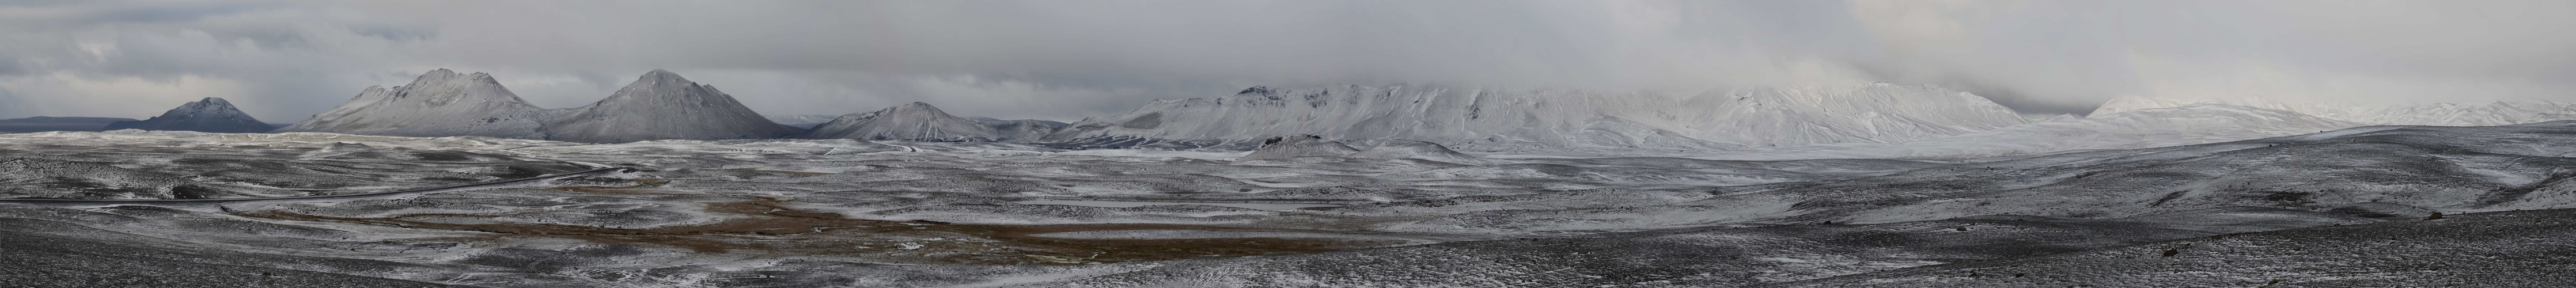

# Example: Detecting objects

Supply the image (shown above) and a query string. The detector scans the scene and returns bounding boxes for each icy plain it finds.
[3,118,2575,287]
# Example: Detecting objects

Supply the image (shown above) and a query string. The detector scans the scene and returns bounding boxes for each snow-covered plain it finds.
[4,119,2576,287]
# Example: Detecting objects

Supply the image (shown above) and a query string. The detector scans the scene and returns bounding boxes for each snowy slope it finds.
[2092,95,2576,126]
[1615,84,2032,148]
[1726,104,2369,160]
[99,97,273,133]
[274,69,558,139]
[541,70,804,143]
[800,102,1063,142]
[1041,84,2025,152]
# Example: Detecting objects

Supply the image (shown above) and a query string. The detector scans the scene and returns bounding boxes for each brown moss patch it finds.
[237,196,1394,265]
[717,169,831,176]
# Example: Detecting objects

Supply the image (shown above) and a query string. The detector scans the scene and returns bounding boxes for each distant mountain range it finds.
[781,85,2576,155]
[273,69,798,142]
[0,116,135,132]
[24,69,2576,151]
[798,84,2036,153]
[1,98,278,134]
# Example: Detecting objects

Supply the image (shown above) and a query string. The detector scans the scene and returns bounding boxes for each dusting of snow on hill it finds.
[102,97,274,133]
[274,69,558,139]
[800,102,1065,142]
[541,70,804,143]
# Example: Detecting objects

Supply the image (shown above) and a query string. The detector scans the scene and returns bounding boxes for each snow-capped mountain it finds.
[2090,96,2576,126]
[273,69,557,139]
[541,70,803,143]
[101,97,274,133]
[799,102,1065,142]
[1041,83,2027,151]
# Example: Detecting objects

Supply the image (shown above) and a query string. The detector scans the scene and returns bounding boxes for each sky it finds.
[0,0,2570,122]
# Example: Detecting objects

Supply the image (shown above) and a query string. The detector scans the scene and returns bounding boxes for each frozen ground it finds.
[3,122,2575,287]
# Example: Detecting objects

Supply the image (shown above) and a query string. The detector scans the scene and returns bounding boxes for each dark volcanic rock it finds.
[1234,135,1359,163]
[0,158,255,199]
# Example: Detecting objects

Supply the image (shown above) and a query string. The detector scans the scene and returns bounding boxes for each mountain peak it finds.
[611,69,704,96]
[641,69,685,81]
[416,69,462,82]
[540,69,799,143]
[889,102,946,113]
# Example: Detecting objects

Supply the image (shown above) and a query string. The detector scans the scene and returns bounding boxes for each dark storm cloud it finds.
[0,0,2569,120]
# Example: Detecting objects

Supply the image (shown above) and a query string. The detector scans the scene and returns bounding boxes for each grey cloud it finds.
[0,0,2570,121]
[0,88,28,117]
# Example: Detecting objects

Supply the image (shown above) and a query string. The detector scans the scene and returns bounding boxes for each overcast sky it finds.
[0,0,2570,122]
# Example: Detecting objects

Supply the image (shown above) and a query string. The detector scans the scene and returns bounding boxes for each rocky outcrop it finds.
[1234,135,1361,163]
